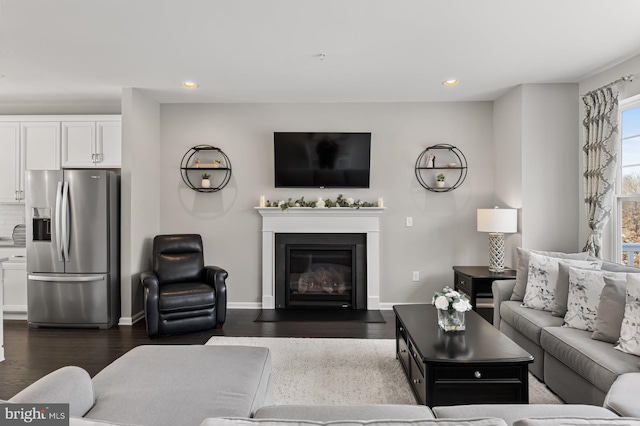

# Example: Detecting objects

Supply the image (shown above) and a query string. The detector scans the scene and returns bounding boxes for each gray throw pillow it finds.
[591,276,627,343]
[511,248,589,302]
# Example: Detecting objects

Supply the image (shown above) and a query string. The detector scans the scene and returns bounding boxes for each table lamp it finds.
[477,207,518,272]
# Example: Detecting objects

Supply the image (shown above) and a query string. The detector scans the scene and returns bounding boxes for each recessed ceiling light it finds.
[181,81,198,89]
[442,79,460,87]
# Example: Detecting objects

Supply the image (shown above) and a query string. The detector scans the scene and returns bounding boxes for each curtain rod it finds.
[582,73,636,97]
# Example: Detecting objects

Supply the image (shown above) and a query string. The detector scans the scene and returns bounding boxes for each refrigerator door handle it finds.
[55,181,64,262]
[28,274,105,282]
[61,181,70,262]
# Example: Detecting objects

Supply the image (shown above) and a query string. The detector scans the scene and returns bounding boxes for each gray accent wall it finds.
[158,102,495,308]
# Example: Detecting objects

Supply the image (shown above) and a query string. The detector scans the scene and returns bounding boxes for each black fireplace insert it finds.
[275,233,367,309]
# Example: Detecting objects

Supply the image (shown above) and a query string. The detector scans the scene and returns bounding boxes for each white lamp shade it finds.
[477,208,517,233]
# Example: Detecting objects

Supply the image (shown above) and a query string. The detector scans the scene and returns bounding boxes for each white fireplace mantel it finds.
[256,207,385,310]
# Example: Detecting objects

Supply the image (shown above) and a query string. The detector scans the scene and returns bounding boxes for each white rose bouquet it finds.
[432,286,472,331]
[432,286,472,313]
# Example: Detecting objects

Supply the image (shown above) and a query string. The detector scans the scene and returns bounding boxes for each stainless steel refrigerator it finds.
[26,170,119,329]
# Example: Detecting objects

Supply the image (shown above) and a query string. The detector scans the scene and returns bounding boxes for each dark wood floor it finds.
[0,309,396,400]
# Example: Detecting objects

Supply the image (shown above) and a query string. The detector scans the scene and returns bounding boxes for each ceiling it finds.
[1,0,640,106]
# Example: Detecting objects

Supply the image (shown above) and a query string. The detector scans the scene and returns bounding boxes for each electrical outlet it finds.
[412,271,419,281]
[406,217,413,227]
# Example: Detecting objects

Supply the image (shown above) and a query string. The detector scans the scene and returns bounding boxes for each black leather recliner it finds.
[140,234,227,338]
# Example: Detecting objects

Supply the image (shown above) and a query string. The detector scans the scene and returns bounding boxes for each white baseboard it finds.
[228,302,262,309]
[378,303,396,311]
[118,310,145,326]
[3,305,27,320]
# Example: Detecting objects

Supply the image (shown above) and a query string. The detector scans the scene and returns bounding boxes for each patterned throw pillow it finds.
[615,274,640,356]
[564,268,627,331]
[510,248,589,302]
[522,253,601,311]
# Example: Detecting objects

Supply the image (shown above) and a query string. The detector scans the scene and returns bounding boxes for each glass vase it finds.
[437,309,466,331]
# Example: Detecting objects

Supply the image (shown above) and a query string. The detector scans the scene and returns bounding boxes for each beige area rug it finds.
[205,337,563,405]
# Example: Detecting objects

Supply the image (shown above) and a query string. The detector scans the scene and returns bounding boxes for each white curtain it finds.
[582,86,619,257]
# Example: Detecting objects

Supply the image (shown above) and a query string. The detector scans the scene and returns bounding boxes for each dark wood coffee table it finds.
[393,304,533,407]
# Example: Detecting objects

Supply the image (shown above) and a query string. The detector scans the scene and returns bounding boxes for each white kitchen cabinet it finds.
[0,247,26,321]
[2,260,26,320]
[0,123,22,203]
[21,121,61,171]
[62,119,121,168]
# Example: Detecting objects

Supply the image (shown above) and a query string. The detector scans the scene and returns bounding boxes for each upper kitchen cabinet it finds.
[0,123,22,203]
[62,118,121,168]
[21,121,61,170]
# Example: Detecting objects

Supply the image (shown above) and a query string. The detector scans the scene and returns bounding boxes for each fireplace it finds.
[256,207,384,310]
[275,233,367,309]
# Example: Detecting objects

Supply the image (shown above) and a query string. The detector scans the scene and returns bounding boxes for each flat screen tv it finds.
[274,132,371,188]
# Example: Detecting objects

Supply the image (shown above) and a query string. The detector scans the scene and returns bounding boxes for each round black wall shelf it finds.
[415,144,468,192]
[180,145,232,192]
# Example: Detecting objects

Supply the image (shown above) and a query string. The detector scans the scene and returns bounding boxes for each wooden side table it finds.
[452,266,516,323]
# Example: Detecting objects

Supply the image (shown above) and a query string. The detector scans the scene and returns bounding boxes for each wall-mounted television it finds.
[274,132,371,188]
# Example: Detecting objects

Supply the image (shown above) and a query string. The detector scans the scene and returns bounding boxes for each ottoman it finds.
[84,345,272,426]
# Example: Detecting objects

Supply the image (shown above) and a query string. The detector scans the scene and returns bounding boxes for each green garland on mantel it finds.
[264,194,379,211]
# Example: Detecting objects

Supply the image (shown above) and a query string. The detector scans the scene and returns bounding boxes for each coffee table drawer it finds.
[410,355,427,404]
[434,365,522,381]
[431,382,526,406]
[398,334,410,373]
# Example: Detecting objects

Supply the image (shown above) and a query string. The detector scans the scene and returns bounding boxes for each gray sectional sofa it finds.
[4,344,640,426]
[492,256,640,406]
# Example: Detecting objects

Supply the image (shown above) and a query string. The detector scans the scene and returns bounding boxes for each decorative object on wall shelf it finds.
[259,194,380,211]
[180,145,232,192]
[415,144,467,192]
[201,173,211,188]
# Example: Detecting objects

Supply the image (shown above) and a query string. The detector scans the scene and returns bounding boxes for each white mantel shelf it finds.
[256,207,385,310]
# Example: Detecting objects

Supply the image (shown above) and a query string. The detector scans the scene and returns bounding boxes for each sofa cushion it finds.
[500,301,563,345]
[615,273,640,356]
[202,419,508,426]
[254,405,435,421]
[158,282,215,312]
[540,326,640,393]
[511,248,588,302]
[70,418,138,426]
[85,345,272,426]
[432,404,617,426]
[604,372,640,417]
[9,366,95,418]
[591,276,627,343]
[513,418,640,426]
[598,259,640,273]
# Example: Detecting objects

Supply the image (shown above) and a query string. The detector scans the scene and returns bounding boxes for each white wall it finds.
[493,86,523,267]
[578,53,640,260]
[493,83,580,264]
[521,83,580,252]
[158,102,494,308]
[120,88,160,323]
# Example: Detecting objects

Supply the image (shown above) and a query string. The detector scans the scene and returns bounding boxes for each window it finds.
[613,95,640,266]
